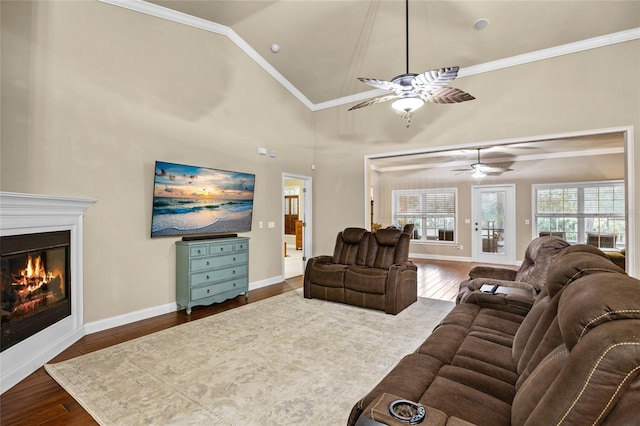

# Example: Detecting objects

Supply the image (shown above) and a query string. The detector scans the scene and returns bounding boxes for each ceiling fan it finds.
[452,147,514,178]
[348,0,475,127]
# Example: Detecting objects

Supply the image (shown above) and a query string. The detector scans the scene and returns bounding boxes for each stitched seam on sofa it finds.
[593,364,640,425]
[517,349,568,397]
[556,342,640,426]
[563,268,619,287]
[576,310,640,343]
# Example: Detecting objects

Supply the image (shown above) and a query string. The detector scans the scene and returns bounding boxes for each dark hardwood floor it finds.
[1,259,487,425]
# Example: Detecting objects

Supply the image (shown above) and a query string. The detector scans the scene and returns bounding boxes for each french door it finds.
[472,185,516,265]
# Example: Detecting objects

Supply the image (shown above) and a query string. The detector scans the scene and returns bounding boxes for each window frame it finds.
[391,188,458,244]
[532,180,625,249]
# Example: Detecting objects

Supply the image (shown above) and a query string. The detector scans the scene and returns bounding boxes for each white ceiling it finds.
[145,0,640,106]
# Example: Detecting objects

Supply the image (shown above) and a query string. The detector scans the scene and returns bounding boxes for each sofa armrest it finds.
[461,291,535,314]
[385,262,418,314]
[309,255,333,265]
[354,393,475,426]
[468,265,518,281]
[465,278,534,293]
[458,278,536,311]
[303,255,337,299]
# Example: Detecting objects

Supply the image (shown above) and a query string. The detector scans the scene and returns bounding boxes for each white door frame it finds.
[282,173,312,277]
[472,184,516,265]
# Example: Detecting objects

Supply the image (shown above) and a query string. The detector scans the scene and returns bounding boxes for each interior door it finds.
[284,195,299,235]
[472,185,516,265]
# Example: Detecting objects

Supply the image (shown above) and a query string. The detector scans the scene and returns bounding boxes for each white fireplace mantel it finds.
[1,192,96,393]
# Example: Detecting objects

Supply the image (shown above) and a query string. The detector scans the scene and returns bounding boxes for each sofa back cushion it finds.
[513,251,625,380]
[364,228,409,269]
[511,272,640,425]
[514,236,570,290]
[332,227,370,265]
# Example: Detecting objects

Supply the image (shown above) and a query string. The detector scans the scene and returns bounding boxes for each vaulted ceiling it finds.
[109,1,636,168]
[145,0,639,108]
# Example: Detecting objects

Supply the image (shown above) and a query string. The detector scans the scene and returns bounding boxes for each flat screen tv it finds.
[151,161,255,238]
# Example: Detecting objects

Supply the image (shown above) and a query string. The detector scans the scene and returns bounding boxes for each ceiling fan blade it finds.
[348,94,401,111]
[412,66,460,92]
[424,86,475,104]
[357,78,401,92]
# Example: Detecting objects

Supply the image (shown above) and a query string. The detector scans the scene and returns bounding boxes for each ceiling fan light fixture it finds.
[472,169,487,179]
[392,97,425,113]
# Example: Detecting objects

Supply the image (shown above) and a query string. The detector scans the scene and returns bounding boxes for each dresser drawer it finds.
[190,252,248,272]
[234,241,248,251]
[191,277,248,301]
[190,265,246,286]
[210,242,235,254]
[189,245,209,257]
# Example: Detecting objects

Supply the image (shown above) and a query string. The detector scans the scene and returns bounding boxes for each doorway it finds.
[283,174,312,279]
[472,184,516,265]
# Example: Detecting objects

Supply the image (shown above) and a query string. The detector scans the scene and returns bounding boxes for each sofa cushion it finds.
[557,272,640,350]
[511,273,640,425]
[363,228,403,269]
[420,376,512,426]
[332,227,369,265]
[513,236,570,290]
[344,266,389,294]
[306,263,349,288]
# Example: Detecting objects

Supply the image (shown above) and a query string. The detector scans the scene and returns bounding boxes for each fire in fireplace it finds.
[1,231,71,351]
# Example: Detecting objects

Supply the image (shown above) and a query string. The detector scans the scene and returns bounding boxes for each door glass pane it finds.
[481,191,506,254]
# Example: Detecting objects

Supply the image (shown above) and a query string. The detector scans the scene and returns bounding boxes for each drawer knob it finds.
[233,257,236,262]
[232,270,236,275]
[197,249,202,254]
[220,247,224,251]
[206,261,210,266]
[233,282,236,287]
[207,289,210,293]
[206,275,210,280]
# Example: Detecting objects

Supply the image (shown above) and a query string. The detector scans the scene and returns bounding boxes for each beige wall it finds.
[1,2,638,325]
[1,1,314,322]
[374,153,625,260]
[313,41,639,275]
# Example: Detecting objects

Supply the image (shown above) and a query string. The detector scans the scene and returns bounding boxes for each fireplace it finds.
[0,192,95,392]
[1,231,72,351]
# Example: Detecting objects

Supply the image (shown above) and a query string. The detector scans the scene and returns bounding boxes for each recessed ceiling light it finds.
[270,44,280,53]
[474,18,489,31]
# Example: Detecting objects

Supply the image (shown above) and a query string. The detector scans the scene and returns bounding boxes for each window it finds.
[533,181,625,249]
[392,188,457,242]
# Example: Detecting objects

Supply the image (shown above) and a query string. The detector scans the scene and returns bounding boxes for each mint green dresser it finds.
[176,237,249,314]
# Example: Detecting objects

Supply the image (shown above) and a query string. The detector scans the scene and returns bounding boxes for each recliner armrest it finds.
[354,392,475,426]
[309,255,334,265]
[463,291,535,314]
[468,265,518,281]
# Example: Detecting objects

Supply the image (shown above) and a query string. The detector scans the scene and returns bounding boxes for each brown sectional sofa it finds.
[349,244,640,425]
[304,227,417,315]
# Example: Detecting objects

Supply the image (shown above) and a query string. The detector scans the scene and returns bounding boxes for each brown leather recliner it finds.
[349,246,639,426]
[304,227,417,314]
[456,236,571,303]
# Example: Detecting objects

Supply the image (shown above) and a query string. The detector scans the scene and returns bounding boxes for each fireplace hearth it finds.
[1,231,72,351]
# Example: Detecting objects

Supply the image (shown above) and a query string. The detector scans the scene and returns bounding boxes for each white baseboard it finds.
[410,253,474,262]
[84,302,179,335]
[249,275,285,290]
[410,253,523,266]
[84,276,284,335]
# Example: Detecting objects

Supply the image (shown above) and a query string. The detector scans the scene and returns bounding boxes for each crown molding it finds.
[99,1,639,112]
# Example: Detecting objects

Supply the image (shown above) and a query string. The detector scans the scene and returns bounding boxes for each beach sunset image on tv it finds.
[151,161,255,237]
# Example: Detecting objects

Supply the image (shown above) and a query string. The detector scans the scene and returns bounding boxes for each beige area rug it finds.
[46,290,454,425]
